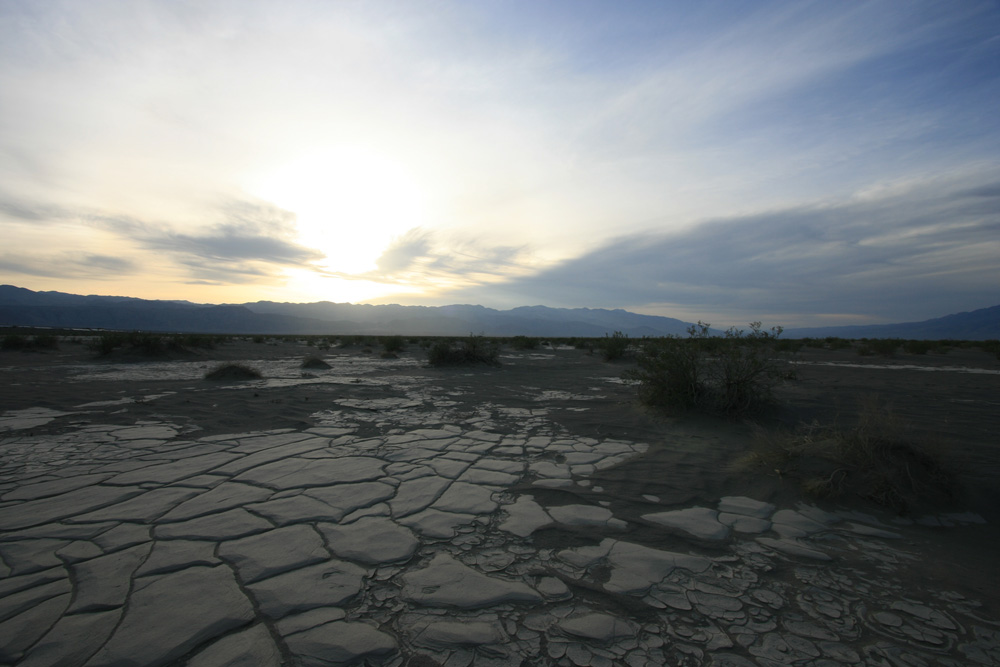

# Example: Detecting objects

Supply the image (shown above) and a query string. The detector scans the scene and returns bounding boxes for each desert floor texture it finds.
[0,339,998,666]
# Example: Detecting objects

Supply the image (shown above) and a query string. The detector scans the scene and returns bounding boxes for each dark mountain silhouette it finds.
[1,285,997,339]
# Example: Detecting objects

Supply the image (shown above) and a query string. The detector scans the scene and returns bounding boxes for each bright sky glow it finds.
[1,0,998,326]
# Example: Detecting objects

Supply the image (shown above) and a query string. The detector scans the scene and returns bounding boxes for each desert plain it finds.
[0,337,998,666]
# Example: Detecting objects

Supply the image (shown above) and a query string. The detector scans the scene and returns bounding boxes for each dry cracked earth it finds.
[0,341,998,666]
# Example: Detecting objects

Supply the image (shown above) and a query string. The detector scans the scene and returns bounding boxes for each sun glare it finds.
[249,147,427,274]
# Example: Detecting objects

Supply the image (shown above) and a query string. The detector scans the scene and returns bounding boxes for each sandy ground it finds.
[0,338,998,665]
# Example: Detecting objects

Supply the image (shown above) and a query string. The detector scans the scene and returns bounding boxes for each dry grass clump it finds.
[204,363,262,381]
[736,397,957,513]
[301,354,331,369]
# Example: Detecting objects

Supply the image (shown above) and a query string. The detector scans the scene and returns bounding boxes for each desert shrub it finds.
[1,334,28,350]
[427,335,500,367]
[510,335,539,351]
[824,337,853,351]
[625,321,786,417]
[902,340,934,355]
[252,335,266,344]
[737,398,956,513]
[382,335,405,353]
[301,354,331,369]
[204,363,262,380]
[624,331,706,411]
[979,340,1000,359]
[774,339,803,353]
[865,338,899,357]
[600,331,630,361]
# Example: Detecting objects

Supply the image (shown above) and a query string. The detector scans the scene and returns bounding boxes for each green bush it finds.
[625,321,787,417]
[867,338,899,357]
[600,331,630,361]
[510,335,539,351]
[301,354,331,369]
[382,335,405,353]
[739,398,955,513]
[1,334,28,350]
[902,340,934,355]
[427,335,500,367]
[204,363,262,380]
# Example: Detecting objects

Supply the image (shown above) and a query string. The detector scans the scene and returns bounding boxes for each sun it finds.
[249,146,427,274]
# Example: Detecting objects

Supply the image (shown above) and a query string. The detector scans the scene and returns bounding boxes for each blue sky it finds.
[1,0,998,326]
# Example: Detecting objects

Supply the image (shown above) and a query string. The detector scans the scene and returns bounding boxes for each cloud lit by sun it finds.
[247,147,427,275]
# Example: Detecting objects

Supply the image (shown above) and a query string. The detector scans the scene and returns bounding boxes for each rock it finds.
[219,525,330,583]
[548,504,625,529]
[135,539,219,577]
[412,620,505,648]
[306,481,396,515]
[0,578,71,623]
[770,510,828,538]
[107,452,240,485]
[17,609,120,667]
[537,576,572,600]
[717,496,775,519]
[248,560,366,618]
[213,438,331,475]
[154,508,272,540]
[247,494,345,525]
[0,485,145,530]
[558,613,639,642]
[284,621,397,666]
[401,553,542,608]
[605,541,711,594]
[642,507,730,542]
[718,513,771,534]
[1,474,113,501]
[234,456,386,489]
[68,487,201,523]
[499,495,553,537]
[756,537,832,561]
[159,482,272,522]
[432,481,498,514]
[88,565,254,667]
[187,623,283,667]
[0,593,70,663]
[398,509,478,538]
[318,517,419,564]
[389,475,451,518]
[67,543,150,612]
[276,608,347,637]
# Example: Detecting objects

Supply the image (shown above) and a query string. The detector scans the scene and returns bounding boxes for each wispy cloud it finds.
[436,176,1000,325]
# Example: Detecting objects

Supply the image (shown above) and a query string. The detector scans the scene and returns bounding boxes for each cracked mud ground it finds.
[1,340,998,666]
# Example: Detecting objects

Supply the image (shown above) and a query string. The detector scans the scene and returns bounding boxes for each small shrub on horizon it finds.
[625,321,787,417]
[382,335,405,353]
[301,354,331,369]
[600,331,630,361]
[736,397,956,514]
[867,338,900,357]
[204,363,262,381]
[510,335,539,351]
[427,334,500,367]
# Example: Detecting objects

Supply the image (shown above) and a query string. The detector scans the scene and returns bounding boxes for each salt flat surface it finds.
[0,351,997,666]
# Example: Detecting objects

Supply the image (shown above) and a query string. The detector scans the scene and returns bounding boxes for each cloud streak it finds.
[438,177,1000,325]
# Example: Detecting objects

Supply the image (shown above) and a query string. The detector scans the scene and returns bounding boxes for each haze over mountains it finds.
[1,285,998,340]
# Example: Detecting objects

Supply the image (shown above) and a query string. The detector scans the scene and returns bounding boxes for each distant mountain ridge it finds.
[0,285,695,337]
[784,304,1000,341]
[1,285,997,339]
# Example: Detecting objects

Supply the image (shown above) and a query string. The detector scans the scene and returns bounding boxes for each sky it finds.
[1,0,998,328]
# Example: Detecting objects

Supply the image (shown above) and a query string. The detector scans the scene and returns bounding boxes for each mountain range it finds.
[1,285,997,340]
